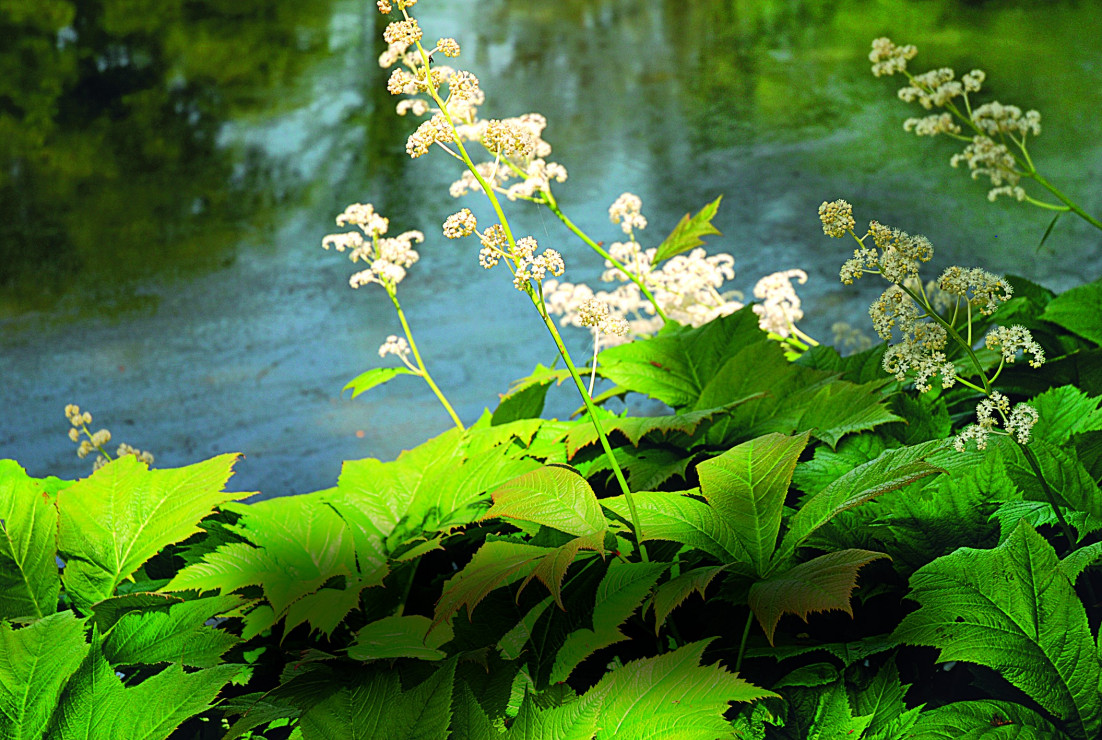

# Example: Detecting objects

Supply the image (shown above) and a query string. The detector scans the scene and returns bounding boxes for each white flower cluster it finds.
[752,269,808,338]
[323,203,424,290]
[542,195,746,344]
[577,298,629,337]
[953,392,1039,451]
[985,325,1045,368]
[834,215,934,286]
[872,38,1041,202]
[609,193,648,234]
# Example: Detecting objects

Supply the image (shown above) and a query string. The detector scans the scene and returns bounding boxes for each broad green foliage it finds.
[0,612,89,740]
[483,466,606,537]
[0,461,60,621]
[47,652,238,740]
[893,521,1101,739]
[102,593,241,668]
[348,615,452,661]
[58,453,246,610]
[697,432,808,576]
[909,700,1063,739]
[1041,277,1102,346]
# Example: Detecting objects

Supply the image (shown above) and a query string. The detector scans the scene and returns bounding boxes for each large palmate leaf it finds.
[90,592,183,632]
[697,433,809,576]
[652,195,723,263]
[0,461,60,621]
[46,650,238,740]
[892,521,1101,739]
[297,660,455,740]
[57,453,245,610]
[0,611,89,740]
[550,561,668,684]
[597,307,771,409]
[1028,385,1102,446]
[506,693,601,740]
[1041,278,1102,346]
[775,440,945,565]
[600,491,749,565]
[102,594,241,668]
[1000,437,1102,520]
[167,492,364,627]
[748,549,890,644]
[483,466,606,537]
[909,700,1063,739]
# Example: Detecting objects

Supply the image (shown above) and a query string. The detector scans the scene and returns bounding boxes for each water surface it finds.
[3,0,1100,498]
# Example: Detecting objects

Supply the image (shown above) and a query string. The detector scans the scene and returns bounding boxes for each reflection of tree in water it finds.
[0,0,333,313]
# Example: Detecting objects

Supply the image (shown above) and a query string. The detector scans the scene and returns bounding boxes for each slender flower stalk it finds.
[383,4,650,559]
[870,37,1102,232]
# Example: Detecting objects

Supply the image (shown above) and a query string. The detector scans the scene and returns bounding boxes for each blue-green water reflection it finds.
[3,0,1099,497]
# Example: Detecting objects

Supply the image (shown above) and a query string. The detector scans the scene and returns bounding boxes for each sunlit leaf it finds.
[57,453,245,610]
[652,196,723,263]
[482,466,606,537]
[348,615,452,661]
[697,433,809,576]
[0,461,60,621]
[647,565,726,635]
[103,594,242,668]
[343,367,416,399]
[0,611,89,740]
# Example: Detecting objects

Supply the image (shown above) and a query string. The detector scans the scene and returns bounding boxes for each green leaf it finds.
[910,700,1063,739]
[102,594,241,668]
[505,691,601,740]
[852,660,920,740]
[652,196,723,263]
[46,650,238,740]
[0,461,60,620]
[647,565,726,635]
[564,401,763,459]
[297,671,398,740]
[348,615,451,661]
[550,561,668,683]
[433,540,552,629]
[600,491,749,565]
[1060,542,1102,585]
[588,639,777,739]
[298,661,455,740]
[597,307,771,409]
[452,683,503,740]
[89,592,183,632]
[0,611,89,740]
[1041,278,1102,346]
[343,367,417,398]
[697,433,809,576]
[892,521,1101,739]
[483,466,606,538]
[777,440,945,564]
[329,428,539,540]
[781,380,903,449]
[492,365,564,425]
[807,683,874,740]
[748,549,890,645]
[1029,385,1102,446]
[578,446,696,492]
[1001,437,1102,520]
[57,453,245,610]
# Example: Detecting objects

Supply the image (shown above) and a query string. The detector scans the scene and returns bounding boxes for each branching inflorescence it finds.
[870,37,1102,233]
[820,198,1043,452]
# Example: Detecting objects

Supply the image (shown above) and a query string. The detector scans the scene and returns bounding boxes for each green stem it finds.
[543,192,669,322]
[897,284,990,393]
[1017,440,1077,551]
[1025,170,1102,232]
[394,558,419,617]
[389,290,465,431]
[531,293,649,563]
[735,609,754,673]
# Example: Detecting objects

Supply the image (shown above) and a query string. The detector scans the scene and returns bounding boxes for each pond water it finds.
[3,0,1100,499]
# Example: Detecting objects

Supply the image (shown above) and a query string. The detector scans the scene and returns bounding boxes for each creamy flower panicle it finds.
[870,38,1043,203]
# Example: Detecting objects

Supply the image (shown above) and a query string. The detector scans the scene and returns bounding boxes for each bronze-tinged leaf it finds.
[652,196,723,264]
[648,565,727,635]
[748,549,890,645]
[481,465,606,537]
[519,531,606,609]
[432,540,549,629]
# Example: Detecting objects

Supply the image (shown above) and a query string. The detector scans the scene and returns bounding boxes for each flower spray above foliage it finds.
[871,37,1102,237]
